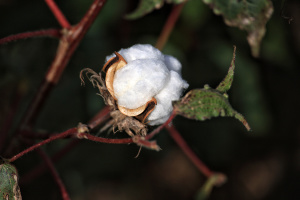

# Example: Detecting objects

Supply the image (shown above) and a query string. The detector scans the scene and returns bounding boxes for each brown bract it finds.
[102,52,157,120]
[80,51,157,137]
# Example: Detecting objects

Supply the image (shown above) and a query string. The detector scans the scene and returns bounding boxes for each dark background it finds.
[0,0,300,199]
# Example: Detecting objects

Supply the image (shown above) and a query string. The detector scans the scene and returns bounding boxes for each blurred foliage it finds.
[203,0,273,57]
[0,0,300,200]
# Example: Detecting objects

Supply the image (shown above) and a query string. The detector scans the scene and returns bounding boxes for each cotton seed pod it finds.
[103,51,157,122]
[103,44,189,125]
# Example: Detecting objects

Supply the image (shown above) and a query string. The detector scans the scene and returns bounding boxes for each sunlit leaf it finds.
[203,0,273,57]
[0,158,22,200]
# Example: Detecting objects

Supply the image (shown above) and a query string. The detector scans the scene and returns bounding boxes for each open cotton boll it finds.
[106,44,189,125]
[148,71,189,125]
[113,59,170,109]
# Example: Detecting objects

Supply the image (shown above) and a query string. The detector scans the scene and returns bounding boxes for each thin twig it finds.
[0,83,25,153]
[155,3,186,51]
[88,105,111,129]
[20,139,79,185]
[37,149,71,200]
[166,124,213,178]
[45,0,71,28]
[0,29,61,45]
[5,0,107,156]
[9,128,76,163]
[146,110,176,139]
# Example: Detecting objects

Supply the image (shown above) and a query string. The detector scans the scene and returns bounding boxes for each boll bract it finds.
[105,44,189,125]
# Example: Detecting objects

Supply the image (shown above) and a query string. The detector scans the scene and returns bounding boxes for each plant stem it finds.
[155,3,185,51]
[37,149,71,200]
[88,106,111,129]
[166,124,213,178]
[6,0,107,155]
[9,128,76,162]
[146,110,176,140]
[45,0,71,29]
[20,140,79,185]
[0,29,61,45]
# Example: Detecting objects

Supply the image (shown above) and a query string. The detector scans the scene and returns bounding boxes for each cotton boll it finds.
[105,44,164,63]
[164,55,182,74]
[104,44,188,126]
[113,59,170,109]
[148,71,189,125]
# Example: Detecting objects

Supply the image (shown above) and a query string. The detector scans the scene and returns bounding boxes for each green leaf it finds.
[203,0,273,57]
[0,159,22,200]
[125,0,164,20]
[173,49,251,131]
[174,87,250,131]
[216,46,236,93]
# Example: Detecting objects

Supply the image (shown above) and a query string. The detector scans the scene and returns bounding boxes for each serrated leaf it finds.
[203,0,273,57]
[174,88,250,131]
[0,159,22,200]
[174,52,250,131]
[174,47,250,130]
[125,0,164,20]
[216,46,236,93]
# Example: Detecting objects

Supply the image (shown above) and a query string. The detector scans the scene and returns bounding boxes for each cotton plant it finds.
[80,44,188,136]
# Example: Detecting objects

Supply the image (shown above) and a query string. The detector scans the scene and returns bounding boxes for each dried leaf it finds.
[0,159,22,200]
[203,0,273,57]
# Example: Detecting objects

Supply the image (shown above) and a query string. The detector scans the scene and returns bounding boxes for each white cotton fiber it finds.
[148,71,189,125]
[106,44,189,125]
[113,59,170,109]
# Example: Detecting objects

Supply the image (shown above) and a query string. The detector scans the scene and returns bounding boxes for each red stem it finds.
[0,84,25,153]
[5,0,107,155]
[37,149,71,200]
[166,124,213,178]
[88,106,111,129]
[77,132,133,144]
[0,29,61,45]
[155,3,185,51]
[21,140,79,185]
[45,0,71,29]
[146,110,176,139]
[9,128,76,162]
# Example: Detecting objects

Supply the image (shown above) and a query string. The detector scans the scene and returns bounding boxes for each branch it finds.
[9,105,110,163]
[9,128,77,163]
[37,149,71,200]
[45,0,71,28]
[146,110,177,139]
[7,0,107,150]
[165,124,213,178]
[20,140,79,185]
[155,3,186,51]
[0,29,61,45]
